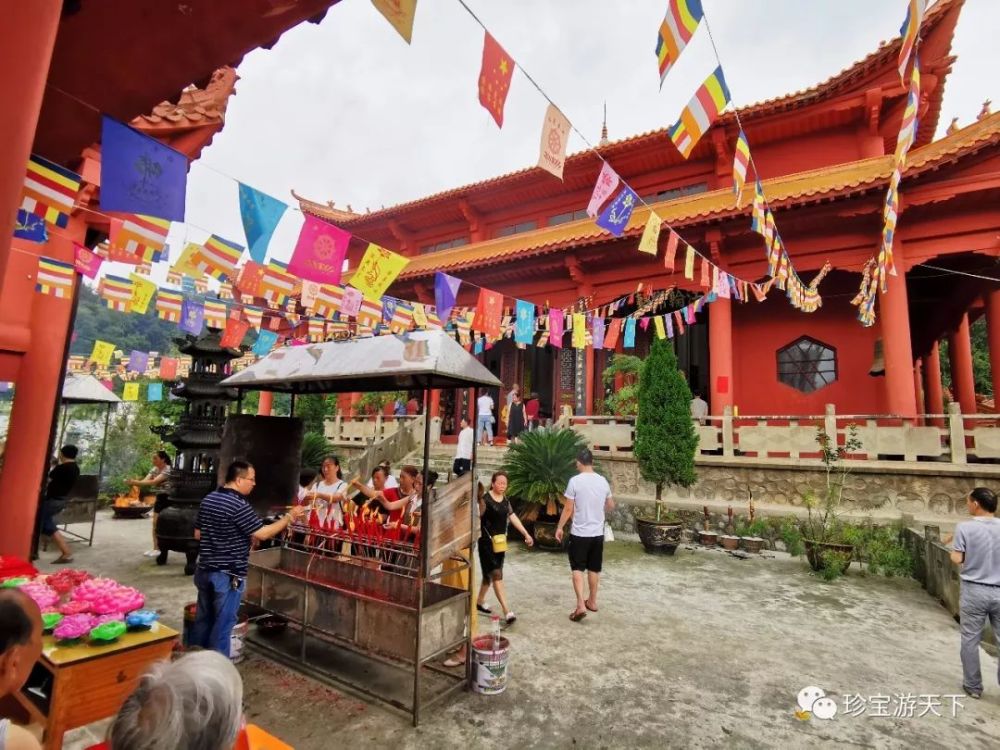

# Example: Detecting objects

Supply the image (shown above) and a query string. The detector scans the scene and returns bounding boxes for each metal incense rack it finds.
[222,331,498,726]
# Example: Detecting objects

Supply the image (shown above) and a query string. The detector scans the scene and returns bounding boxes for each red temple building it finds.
[0,1,343,557]
[300,0,999,439]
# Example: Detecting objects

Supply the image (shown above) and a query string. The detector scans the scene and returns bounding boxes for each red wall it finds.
[732,292,885,416]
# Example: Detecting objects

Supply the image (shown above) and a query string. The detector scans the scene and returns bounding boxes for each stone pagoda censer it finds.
[153,329,240,574]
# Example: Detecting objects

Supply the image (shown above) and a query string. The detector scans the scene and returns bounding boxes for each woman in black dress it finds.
[506,393,526,443]
[476,471,533,624]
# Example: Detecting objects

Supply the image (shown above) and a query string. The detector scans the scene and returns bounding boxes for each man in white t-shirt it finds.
[476,392,495,446]
[555,448,613,622]
[453,418,474,477]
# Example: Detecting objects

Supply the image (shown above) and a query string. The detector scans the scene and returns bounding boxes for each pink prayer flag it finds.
[549,309,564,348]
[586,163,620,218]
[640,318,650,331]
[73,243,103,279]
[288,215,350,285]
[685,304,695,324]
[674,310,685,334]
[340,286,363,317]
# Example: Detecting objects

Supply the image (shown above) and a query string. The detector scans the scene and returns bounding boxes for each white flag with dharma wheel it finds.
[537,104,571,180]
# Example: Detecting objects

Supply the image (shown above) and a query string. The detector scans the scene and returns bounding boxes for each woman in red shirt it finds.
[524,392,540,431]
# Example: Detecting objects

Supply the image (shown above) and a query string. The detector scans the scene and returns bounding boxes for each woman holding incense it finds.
[305,456,348,530]
[351,465,417,524]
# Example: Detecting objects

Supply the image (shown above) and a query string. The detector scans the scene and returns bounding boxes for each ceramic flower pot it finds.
[720,534,740,551]
[635,518,683,555]
[740,536,765,554]
[698,529,719,546]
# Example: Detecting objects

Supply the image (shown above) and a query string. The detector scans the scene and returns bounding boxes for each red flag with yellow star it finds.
[478,32,514,128]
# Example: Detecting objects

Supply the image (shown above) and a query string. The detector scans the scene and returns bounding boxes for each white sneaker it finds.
[143,549,159,558]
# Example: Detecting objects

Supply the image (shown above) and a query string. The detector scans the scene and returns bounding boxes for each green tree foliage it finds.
[300,432,335,472]
[602,354,643,416]
[501,427,589,518]
[938,317,993,398]
[81,401,177,496]
[71,286,181,357]
[633,338,697,516]
[295,394,329,435]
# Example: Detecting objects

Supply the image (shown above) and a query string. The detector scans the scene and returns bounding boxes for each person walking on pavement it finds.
[950,487,1000,699]
[555,449,614,622]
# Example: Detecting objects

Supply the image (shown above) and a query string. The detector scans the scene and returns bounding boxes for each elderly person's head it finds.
[0,589,43,698]
[108,650,243,750]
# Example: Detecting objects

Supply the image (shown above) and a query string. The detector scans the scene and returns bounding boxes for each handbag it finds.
[491,533,508,553]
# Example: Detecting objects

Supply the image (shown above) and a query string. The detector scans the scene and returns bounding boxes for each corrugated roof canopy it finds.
[61,374,122,405]
[221,331,502,394]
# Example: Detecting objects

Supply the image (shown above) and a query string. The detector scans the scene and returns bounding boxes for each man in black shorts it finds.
[555,449,614,622]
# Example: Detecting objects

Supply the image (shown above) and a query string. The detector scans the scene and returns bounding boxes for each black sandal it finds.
[476,603,493,614]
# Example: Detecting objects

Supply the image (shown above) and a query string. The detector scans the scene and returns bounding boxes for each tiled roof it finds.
[301,0,961,229]
[396,111,1000,280]
[130,67,238,133]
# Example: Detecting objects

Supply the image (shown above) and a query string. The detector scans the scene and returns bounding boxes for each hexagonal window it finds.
[777,336,837,393]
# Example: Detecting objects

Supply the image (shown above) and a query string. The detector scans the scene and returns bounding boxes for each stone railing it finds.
[350,414,426,484]
[567,403,1000,466]
[324,414,421,445]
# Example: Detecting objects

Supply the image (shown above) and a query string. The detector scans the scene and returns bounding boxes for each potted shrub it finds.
[735,490,767,553]
[502,427,589,550]
[802,425,862,579]
[720,506,739,550]
[633,337,698,555]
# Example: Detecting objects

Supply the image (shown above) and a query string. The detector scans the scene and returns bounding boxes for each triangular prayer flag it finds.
[238,183,287,264]
[477,32,515,128]
[100,116,187,220]
[371,0,418,43]
[434,272,462,323]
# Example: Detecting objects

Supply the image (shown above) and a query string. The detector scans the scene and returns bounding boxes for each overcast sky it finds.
[143,0,995,278]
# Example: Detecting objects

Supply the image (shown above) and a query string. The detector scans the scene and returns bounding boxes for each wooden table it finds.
[12,623,179,750]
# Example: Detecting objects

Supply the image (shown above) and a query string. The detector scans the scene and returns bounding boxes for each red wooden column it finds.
[912,360,925,425]
[0,0,61,286]
[984,289,1000,404]
[923,342,945,426]
[583,345,595,415]
[708,295,733,414]
[949,313,977,415]
[878,244,917,417]
[429,389,441,418]
[256,392,273,416]
[348,392,362,417]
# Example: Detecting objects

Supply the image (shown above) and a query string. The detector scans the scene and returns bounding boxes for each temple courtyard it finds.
[41,511,1000,750]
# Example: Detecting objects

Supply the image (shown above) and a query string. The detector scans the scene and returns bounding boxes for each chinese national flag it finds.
[471,287,503,339]
[236,261,266,298]
[478,32,515,128]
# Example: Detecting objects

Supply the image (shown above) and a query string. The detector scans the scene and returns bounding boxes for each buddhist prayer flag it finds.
[128,273,157,314]
[236,261,266,298]
[653,315,666,340]
[242,305,264,332]
[352,243,409,300]
[313,284,343,319]
[674,310,685,335]
[238,183,287,263]
[587,163,620,218]
[73,243,103,279]
[477,32,515,128]
[894,58,921,167]
[91,340,115,367]
[412,302,429,329]
[623,317,636,349]
[128,350,149,374]
[147,382,163,402]
[596,186,638,237]
[259,265,297,308]
[98,275,133,312]
[100,116,187,220]
[668,66,731,159]
[637,213,662,256]
[549,309,564,348]
[173,243,207,280]
[111,214,170,261]
[155,290,183,322]
[732,129,751,201]
[472,287,503,338]
[289,215,350,285]
[196,234,243,281]
[592,317,606,350]
[13,209,48,243]
[604,318,623,350]
[122,383,140,402]
[434,272,462,323]
[340,286,363,317]
[700,257,711,288]
[663,230,679,271]
[655,0,703,87]
[572,313,587,349]
[371,0,418,43]
[159,357,178,380]
[21,154,81,228]
[253,330,278,356]
[514,300,535,345]
[35,257,75,298]
[538,104,571,180]
[389,302,414,334]
[179,299,204,335]
[750,179,766,234]
[204,299,228,329]
[357,297,382,329]
[684,244,695,279]
[897,0,925,84]
[308,317,327,341]
[220,316,250,349]
[665,314,674,338]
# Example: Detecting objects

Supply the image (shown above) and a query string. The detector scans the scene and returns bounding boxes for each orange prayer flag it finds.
[664,230,679,271]
[478,32,515,128]
[700,257,711,288]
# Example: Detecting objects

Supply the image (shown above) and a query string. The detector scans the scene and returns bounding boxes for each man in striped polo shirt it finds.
[191,460,305,656]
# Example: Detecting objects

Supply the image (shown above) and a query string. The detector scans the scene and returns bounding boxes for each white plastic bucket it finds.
[230,619,249,663]
[471,634,510,695]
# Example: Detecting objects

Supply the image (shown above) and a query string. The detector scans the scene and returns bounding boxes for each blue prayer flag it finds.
[238,183,287,264]
[595,186,638,237]
[624,317,636,349]
[474,336,484,355]
[434,272,462,324]
[100,116,187,221]
[147,382,163,402]
[13,209,48,243]
[253,330,279,356]
[592,317,605,350]
[381,296,397,325]
[514,300,535,345]
[179,299,204,335]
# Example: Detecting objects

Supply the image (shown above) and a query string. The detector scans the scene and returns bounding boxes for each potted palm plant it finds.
[633,337,698,555]
[502,427,589,550]
[802,425,862,577]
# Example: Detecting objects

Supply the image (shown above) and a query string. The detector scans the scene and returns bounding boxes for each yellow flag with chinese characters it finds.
[122,382,140,401]
[684,244,695,280]
[90,340,115,367]
[637,214,662,256]
[128,273,157,314]
[351,243,410,301]
[572,313,587,349]
[412,302,428,328]
[654,315,666,339]
[371,0,418,43]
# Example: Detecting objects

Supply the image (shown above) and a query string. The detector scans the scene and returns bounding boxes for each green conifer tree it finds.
[633,337,698,520]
